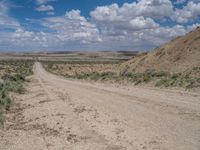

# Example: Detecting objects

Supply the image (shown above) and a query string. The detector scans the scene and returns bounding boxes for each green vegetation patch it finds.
[67,68,200,89]
[119,69,169,85]
[0,60,34,126]
[66,71,117,81]
[156,67,200,88]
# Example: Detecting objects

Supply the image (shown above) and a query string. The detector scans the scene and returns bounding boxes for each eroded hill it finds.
[121,27,200,73]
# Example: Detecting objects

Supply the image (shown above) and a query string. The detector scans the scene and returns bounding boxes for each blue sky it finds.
[0,0,200,51]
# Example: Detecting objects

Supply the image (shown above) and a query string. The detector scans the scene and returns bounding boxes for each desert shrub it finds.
[89,72,100,80]
[42,61,200,89]
[73,71,117,81]
[171,73,180,80]
[194,36,200,41]
[155,71,200,88]
[2,74,25,82]
[143,74,152,82]
[155,78,171,87]
[75,72,89,79]
[123,72,134,78]
[100,72,115,80]
[0,60,33,125]
[2,74,25,94]
[184,78,200,88]
[121,70,170,85]
[0,112,4,126]
[4,81,24,93]
[151,71,169,77]
[0,90,11,111]
[47,63,53,70]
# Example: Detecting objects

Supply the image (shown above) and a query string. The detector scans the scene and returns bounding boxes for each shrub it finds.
[0,112,4,126]
[89,72,100,80]
[151,71,169,77]
[100,72,115,80]
[4,81,24,94]
[155,78,171,87]
[0,60,33,125]
[0,90,11,111]
[2,74,25,82]
[123,72,134,78]
[143,74,152,82]
[47,63,53,69]
[171,73,180,80]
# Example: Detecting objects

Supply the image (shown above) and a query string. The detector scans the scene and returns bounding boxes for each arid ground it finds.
[0,62,200,150]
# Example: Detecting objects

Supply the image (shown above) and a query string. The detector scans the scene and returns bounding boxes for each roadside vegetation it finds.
[120,67,200,88]
[43,61,200,89]
[0,60,33,125]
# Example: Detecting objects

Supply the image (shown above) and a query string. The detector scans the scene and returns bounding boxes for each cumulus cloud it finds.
[172,1,200,23]
[140,25,187,46]
[129,17,159,30]
[89,0,174,41]
[0,0,200,51]
[90,0,174,22]
[42,10,102,44]
[0,30,41,50]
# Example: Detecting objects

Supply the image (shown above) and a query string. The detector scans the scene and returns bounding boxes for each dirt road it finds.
[1,62,200,150]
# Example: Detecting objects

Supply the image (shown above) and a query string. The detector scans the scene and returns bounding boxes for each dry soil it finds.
[0,62,200,150]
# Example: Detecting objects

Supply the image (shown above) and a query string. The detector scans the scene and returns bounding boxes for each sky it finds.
[0,0,200,51]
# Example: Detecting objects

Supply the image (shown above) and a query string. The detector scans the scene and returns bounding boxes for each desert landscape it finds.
[0,27,200,150]
[1,0,200,149]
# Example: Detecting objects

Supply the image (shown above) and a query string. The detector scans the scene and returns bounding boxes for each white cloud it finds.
[90,0,174,22]
[172,1,200,23]
[140,25,187,46]
[12,28,34,39]
[89,0,174,40]
[0,29,46,50]
[129,17,159,30]
[35,0,56,5]
[46,11,55,15]
[36,5,54,12]
[42,10,102,44]
[0,1,20,29]
[0,0,200,51]
[134,0,174,18]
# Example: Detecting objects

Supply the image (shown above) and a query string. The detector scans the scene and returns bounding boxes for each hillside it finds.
[122,27,200,73]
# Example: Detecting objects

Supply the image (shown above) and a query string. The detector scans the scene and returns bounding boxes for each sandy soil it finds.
[0,62,200,150]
